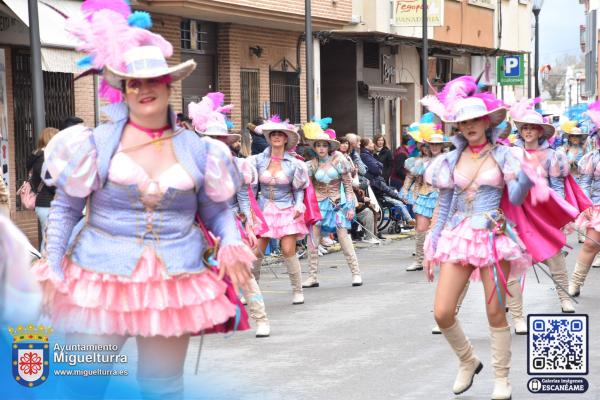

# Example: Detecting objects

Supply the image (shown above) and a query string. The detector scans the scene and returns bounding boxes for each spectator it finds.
[354,187,379,244]
[59,116,84,130]
[26,127,59,249]
[0,177,8,216]
[373,134,392,183]
[345,133,367,183]
[360,137,415,226]
[248,117,268,155]
[390,133,411,191]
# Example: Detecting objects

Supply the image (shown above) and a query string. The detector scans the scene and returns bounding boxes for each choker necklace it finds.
[468,143,488,159]
[525,148,537,153]
[129,120,171,140]
[271,156,283,162]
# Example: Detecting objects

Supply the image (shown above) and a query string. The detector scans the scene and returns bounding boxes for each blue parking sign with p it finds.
[497,55,524,85]
[504,56,520,77]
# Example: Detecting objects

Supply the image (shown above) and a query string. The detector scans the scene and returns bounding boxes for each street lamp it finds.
[532,0,544,98]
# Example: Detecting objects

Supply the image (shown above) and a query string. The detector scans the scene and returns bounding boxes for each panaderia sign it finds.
[391,0,444,27]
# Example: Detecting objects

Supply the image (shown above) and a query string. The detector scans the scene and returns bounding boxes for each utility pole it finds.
[305,0,314,120]
[28,0,45,141]
[421,0,428,97]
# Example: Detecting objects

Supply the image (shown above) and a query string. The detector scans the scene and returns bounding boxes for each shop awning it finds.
[359,82,408,100]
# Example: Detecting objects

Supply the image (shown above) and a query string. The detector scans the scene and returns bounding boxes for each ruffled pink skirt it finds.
[261,201,308,239]
[574,205,600,233]
[424,218,531,281]
[36,248,236,337]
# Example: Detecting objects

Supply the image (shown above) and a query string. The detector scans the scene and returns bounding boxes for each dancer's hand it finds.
[346,209,355,221]
[245,225,258,249]
[423,260,434,282]
[219,261,253,293]
[294,210,302,220]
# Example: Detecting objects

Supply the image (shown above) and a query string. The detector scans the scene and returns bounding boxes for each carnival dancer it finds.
[301,122,362,288]
[30,3,254,398]
[511,98,576,313]
[189,93,271,338]
[404,118,447,272]
[569,100,600,296]
[421,76,546,399]
[238,117,310,305]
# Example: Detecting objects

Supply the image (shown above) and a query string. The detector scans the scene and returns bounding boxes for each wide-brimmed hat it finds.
[104,46,196,89]
[445,97,507,126]
[308,133,340,152]
[561,120,587,136]
[303,121,340,151]
[257,119,299,150]
[513,112,555,140]
[425,133,448,144]
[189,92,239,143]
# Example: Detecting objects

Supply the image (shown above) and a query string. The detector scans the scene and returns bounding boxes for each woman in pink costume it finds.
[421,76,544,400]
[31,2,254,398]
[238,118,310,305]
[569,100,600,297]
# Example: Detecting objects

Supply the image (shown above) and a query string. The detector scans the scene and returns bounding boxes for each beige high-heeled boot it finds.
[432,281,470,334]
[506,279,527,335]
[440,320,483,395]
[284,256,304,304]
[490,326,512,400]
[243,277,270,337]
[544,254,575,313]
[302,246,320,288]
[569,261,592,297]
[406,231,425,271]
[338,229,362,286]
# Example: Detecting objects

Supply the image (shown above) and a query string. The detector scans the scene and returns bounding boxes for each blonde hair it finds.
[36,127,59,151]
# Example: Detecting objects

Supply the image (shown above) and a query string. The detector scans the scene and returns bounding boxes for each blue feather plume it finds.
[420,112,435,124]
[76,55,95,68]
[226,120,235,129]
[128,11,152,29]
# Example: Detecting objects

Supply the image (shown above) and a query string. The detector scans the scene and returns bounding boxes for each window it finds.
[180,20,191,50]
[180,20,216,54]
[241,69,260,132]
[363,42,379,69]
[269,71,300,124]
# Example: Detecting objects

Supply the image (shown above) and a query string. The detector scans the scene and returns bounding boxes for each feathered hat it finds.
[256,116,299,150]
[421,76,507,126]
[585,100,600,132]
[188,92,239,143]
[408,113,444,143]
[67,0,196,103]
[303,117,340,151]
[510,97,555,139]
[560,120,586,136]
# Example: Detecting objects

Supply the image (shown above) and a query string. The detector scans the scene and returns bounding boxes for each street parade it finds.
[0,0,599,399]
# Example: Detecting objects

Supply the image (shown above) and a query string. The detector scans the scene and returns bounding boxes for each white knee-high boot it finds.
[490,326,512,400]
[338,228,362,286]
[506,279,527,335]
[284,256,304,305]
[440,320,483,395]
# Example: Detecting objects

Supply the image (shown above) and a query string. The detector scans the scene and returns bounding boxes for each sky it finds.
[538,0,586,66]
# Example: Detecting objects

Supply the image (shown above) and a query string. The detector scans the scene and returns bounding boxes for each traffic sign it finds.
[497,55,525,86]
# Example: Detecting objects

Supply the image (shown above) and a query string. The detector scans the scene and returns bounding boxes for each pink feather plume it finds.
[437,76,478,108]
[270,115,282,123]
[509,97,540,121]
[473,92,505,111]
[98,79,123,103]
[81,0,131,19]
[420,95,449,120]
[188,92,233,132]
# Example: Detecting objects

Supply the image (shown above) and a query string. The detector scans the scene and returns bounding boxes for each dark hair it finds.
[338,137,349,145]
[60,116,84,130]
[252,117,264,126]
[373,134,387,148]
[360,137,372,149]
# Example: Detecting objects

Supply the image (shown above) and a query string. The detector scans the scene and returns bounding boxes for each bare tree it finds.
[541,54,584,100]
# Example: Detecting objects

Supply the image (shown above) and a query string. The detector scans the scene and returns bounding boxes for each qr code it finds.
[528,315,588,375]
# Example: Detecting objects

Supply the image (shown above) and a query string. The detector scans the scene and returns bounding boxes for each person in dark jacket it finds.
[248,117,268,155]
[390,133,411,190]
[360,137,415,226]
[373,134,392,183]
[26,127,59,249]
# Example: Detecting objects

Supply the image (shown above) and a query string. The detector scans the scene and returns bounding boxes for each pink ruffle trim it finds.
[424,218,531,281]
[217,243,256,270]
[261,201,308,239]
[574,205,600,233]
[36,248,236,337]
[31,259,67,292]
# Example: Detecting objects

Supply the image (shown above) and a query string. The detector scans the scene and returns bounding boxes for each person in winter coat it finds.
[373,134,393,183]
[390,134,411,190]
[249,117,268,155]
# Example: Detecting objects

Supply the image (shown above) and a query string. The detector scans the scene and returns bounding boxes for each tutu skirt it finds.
[574,204,600,233]
[36,248,237,337]
[414,192,439,218]
[317,199,351,233]
[261,201,308,239]
[424,218,531,281]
